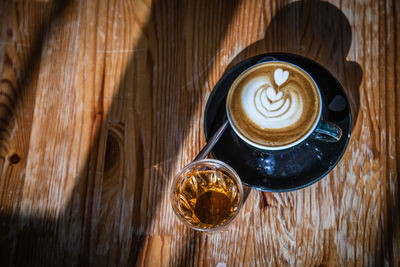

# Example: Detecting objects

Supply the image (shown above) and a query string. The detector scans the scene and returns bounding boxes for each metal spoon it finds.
[193,120,229,161]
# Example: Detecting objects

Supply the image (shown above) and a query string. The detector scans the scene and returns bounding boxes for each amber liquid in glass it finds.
[172,168,241,229]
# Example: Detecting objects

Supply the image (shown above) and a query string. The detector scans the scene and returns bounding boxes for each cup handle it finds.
[257,56,277,63]
[312,120,342,142]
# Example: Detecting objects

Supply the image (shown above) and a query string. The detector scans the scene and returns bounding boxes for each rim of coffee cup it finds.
[226,60,323,151]
[170,158,244,231]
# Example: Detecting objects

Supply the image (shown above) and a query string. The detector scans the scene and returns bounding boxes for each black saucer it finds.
[204,53,351,192]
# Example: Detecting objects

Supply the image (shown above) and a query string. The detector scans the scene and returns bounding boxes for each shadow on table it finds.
[224,0,397,264]
[227,0,362,132]
[1,0,398,266]
[0,0,241,266]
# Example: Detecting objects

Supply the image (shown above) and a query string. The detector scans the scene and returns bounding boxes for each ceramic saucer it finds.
[204,53,351,192]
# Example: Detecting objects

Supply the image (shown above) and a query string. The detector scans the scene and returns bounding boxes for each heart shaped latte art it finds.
[274,68,289,86]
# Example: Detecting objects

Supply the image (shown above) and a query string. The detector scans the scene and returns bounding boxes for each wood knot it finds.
[104,132,120,172]
[9,153,20,164]
[104,122,125,173]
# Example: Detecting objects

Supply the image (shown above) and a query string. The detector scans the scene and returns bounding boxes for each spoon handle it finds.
[194,120,229,161]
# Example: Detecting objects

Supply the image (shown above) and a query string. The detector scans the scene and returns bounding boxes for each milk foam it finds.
[240,70,303,129]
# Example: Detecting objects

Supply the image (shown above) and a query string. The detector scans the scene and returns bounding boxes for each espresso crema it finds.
[226,62,321,148]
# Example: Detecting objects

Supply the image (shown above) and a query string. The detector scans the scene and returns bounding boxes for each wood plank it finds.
[0,2,55,265]
[0,0,398,266]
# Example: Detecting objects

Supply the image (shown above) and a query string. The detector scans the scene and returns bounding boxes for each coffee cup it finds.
[226,57,342,151]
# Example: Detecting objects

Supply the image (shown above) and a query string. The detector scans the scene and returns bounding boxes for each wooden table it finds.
[0,0,399,266]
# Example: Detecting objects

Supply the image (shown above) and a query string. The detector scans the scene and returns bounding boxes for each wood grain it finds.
[0,0,399,266]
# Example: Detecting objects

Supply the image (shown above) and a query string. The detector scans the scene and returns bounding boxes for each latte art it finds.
[226,61,321,148]
[242,71,303,129]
